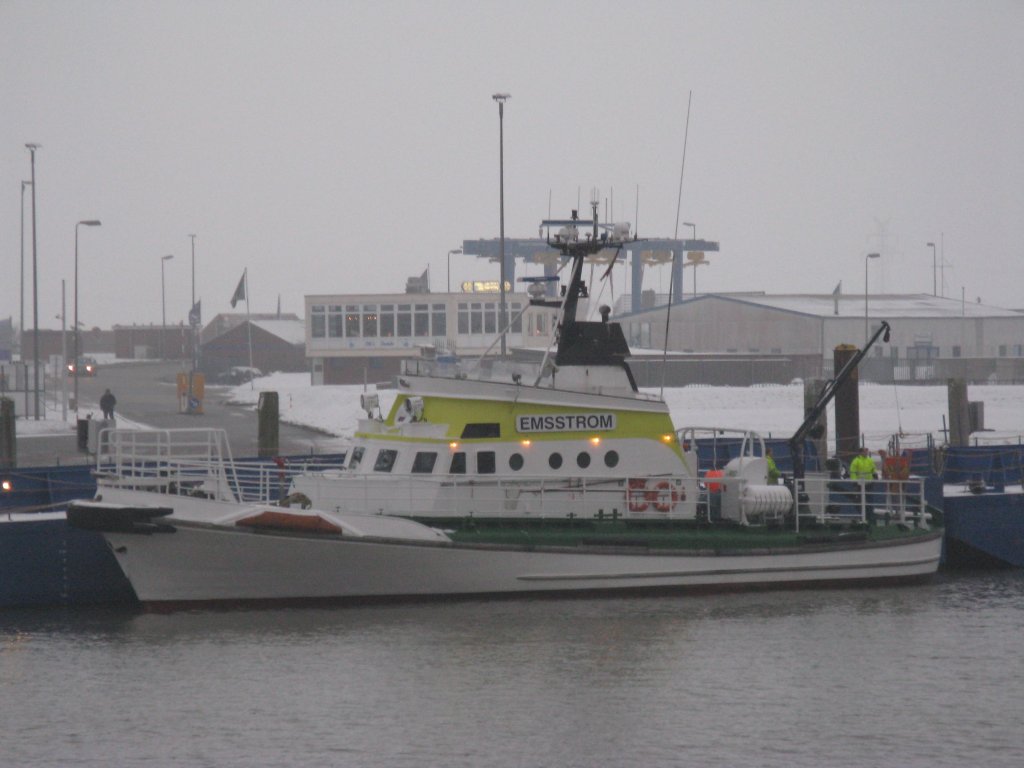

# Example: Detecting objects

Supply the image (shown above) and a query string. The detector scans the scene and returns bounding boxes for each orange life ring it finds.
[627,478,649,512]
[652,480,680,513]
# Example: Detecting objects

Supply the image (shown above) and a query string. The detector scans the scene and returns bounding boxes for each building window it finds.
[397,304,412,336]
[345,305,360,337]
[477,451,496,474]
[458,303,469,334]
[414,304,430,336]
[470,303,483,334]
[952,346,961,358]
[311,305,326,338]
[362,305,378,338]
[431,304,447,337]
[484,304,497,334]
[380,304,395,337]
[411,452,437,473]
[328,305,345,338]
[511,302,523,332]
[999,345,1007,357]
[373,449,397,472]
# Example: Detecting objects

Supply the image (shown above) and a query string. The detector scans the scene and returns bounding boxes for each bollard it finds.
[0,397,15,469]
[257,391,279,458]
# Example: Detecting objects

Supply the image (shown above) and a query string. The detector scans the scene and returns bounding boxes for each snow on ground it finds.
[223,373,1024,450]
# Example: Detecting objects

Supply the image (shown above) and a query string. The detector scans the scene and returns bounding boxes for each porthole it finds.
[604,450,620,468]
[509,453,524,471]
[548,452,563,470]
[576,451,591,469]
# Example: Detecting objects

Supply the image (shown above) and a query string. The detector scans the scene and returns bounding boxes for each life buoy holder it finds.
[652,480,681,513]
[627,478,649,513]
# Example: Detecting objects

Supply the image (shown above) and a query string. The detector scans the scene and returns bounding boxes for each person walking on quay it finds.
[100,389,117,420]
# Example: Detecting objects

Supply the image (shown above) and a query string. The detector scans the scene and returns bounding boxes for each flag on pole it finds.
[230,270,246,308]
[832,281,842,296]
[188,300,202,326]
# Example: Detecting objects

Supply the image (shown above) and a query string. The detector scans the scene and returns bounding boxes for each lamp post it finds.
[493,92,510,357]
[447,248,462,294]
[682,221,695,239]
[926,242,936,296]
[20,180,31,359]
[73,219,102,413]
[160,255,174,359]
[864,252,880,348]
[188,234,197,371]
[25,143,40,420]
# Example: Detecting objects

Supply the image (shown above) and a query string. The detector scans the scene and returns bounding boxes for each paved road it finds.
[13,361,342,467]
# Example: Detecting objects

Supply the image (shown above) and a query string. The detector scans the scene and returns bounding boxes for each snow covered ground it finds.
[15,368,1023,450]
[220,373,1024,451]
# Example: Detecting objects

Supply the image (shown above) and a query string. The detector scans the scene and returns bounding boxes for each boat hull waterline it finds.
[102,522,942,607]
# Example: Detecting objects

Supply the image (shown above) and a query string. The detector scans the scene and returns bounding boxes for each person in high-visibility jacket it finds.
[765,448,781,485]
[849,447,876,481]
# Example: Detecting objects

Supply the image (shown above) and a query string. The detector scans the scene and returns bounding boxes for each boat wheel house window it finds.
[374,449,398,473]
[412,452,437,473]
[461,423,500,439]
[348,446,365,469]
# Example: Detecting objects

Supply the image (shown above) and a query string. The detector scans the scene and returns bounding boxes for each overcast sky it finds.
[2,0,1022,331]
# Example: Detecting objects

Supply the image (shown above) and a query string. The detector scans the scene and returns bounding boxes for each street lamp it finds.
[864,252,881,348]
[447,248,462,294]
[20,180,31,359]
[926,242,936,296]
[188,234,198,370]
[25,143,41,420]
[682,222,696,239]
[493,92,510,357]
[74,219,102,413]
[160,255,174,359]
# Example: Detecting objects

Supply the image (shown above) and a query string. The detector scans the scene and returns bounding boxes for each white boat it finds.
[68,203,941,608]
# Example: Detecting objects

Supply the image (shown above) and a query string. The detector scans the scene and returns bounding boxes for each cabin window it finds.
[576,452,591,469]
[432,304,446,336]
[311,305,326,338]
[348,446,365,469]
[412,452,437,473]
[373,449,398,473]
[548,452,563,470]
[509,453,524,471]
[449,452,466,474]
[461,423,500,439]
[477,451,496,474]
[604,450,620,468]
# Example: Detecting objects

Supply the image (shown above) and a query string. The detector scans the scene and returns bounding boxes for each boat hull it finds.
[101,522,943,608]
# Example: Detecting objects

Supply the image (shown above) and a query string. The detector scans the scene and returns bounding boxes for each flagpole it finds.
[245,268,254,389]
